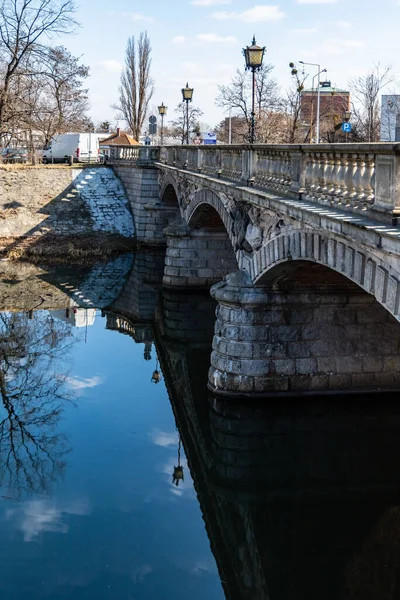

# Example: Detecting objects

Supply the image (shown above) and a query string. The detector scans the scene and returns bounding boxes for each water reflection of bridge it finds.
[102,253,400,600]
[2,254,400,599]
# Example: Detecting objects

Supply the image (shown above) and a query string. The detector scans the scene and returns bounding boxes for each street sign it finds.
[203,132,217,145]
[342,122,352,133]
[149,115,157,124]
[144,136,151,146]
[149,123,157,135]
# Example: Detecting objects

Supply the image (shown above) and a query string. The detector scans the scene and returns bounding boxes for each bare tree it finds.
[114,32,154,141]
[282,63,309,143]
[215,64,280,142]
[0,311,75,497]
[349,64,394,142]
[170,102,203,145]
[0,0,77,143]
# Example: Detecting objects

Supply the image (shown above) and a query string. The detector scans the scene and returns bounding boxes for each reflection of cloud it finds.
[5,499,90,542]
[150,429,178,447]
[66,375,103,392]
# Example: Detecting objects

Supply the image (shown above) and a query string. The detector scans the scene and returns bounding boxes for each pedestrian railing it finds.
[108,143,400,222]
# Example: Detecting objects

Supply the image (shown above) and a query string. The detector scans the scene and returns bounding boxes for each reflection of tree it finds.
[0,312,75,498]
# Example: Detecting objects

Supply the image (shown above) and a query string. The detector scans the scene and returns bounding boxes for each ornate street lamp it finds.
[151,357,162,384]
[172,436,184,486]
[343,110,352,122]
[181,83,194,145]
[158,102,167,145]
[243,35,265,144]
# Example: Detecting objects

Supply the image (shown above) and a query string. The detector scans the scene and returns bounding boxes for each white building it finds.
[381,95,400,142]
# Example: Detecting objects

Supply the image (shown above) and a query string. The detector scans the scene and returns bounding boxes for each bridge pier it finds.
[163,219,237,288]
[209,271,400,396]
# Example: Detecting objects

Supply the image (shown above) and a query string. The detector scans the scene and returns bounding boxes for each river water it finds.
[0,256,399,600]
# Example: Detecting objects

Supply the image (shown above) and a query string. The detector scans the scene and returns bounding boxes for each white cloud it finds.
[192,0,231,4]
[172,35,186,44]
[297,0,337,3]
[150,429,179,447]
[66,375,103,392]
[212,4,284,22]
[6,499,90,542]
[97,60,123,73]
[196,33,237,43]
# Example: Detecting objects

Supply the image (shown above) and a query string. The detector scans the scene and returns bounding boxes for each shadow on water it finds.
[1,252,400,598]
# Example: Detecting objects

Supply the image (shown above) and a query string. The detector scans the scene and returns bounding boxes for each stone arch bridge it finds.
[109,143,400,396]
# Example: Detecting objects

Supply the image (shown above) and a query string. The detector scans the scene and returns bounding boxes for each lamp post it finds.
[243,35,265,144]
[343,110,351,142]
[181,83,193,144]
[158,102,167,145]
[309,68,327,143]
[299,61,326,144]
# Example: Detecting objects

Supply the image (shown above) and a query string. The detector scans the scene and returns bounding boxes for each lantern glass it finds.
[344,110,351,122]
[158,103,167,116]
[243,37,265,70]
[182,83,193,102]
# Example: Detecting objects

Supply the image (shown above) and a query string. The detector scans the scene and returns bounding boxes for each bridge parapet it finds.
[157,143,400,223]
[108,142,400,225]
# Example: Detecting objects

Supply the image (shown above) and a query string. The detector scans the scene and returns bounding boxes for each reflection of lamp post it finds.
[172,436,184,486]
[243,35,265,144]
[181,83,193,145]
[144,342,152,361]
[151,357,162,384]
[158,102,167,145]
[299,60,326,144]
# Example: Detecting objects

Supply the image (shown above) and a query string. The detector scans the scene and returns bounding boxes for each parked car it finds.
[42,133,100,164]
[0,147,28,163]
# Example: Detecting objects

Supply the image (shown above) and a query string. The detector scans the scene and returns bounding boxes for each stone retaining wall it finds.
[163,220,238,288]
[112,163,179,245]
[209,272,400,395]
[0,166,134,257]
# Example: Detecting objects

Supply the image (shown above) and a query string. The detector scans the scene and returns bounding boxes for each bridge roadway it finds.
[108,144,400,396]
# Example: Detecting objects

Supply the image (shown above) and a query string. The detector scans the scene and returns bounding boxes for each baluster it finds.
[325,153,335,203]
[314,153,323,199]
[354,155,366,207]
[332,154,343,206]
[304,153,314,199]
[309,154,320,199]
[362,154,375,206]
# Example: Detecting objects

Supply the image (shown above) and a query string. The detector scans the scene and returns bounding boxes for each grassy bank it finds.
[0,233,135,264]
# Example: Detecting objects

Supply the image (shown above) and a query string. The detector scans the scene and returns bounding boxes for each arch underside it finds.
[251,229,400,321]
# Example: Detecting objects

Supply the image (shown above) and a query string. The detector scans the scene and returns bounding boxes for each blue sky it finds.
[67,0,400,129]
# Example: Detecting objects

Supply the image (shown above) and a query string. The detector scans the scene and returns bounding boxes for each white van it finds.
[42,133,100,164]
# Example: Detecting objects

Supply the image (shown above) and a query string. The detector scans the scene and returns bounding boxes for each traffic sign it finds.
[203,132,217,145]
[342,122,352,133]
[149,123,157,135]
[149,115,157,124]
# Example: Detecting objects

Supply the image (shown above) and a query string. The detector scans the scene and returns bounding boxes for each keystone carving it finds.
[176,174,199,207]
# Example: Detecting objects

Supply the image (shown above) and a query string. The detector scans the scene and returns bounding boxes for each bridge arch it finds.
[160,178,179,207]
[251,228,400,322]
[163,187,239,289]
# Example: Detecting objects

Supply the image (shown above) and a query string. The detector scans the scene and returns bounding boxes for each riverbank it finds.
[0,166,135,260]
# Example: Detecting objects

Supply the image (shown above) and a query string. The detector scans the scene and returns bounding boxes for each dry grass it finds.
[0,233,135,265]
[0,163,104,172]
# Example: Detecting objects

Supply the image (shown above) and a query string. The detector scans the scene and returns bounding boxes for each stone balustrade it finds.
[108,145,159,164]
[108,143,400,223]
